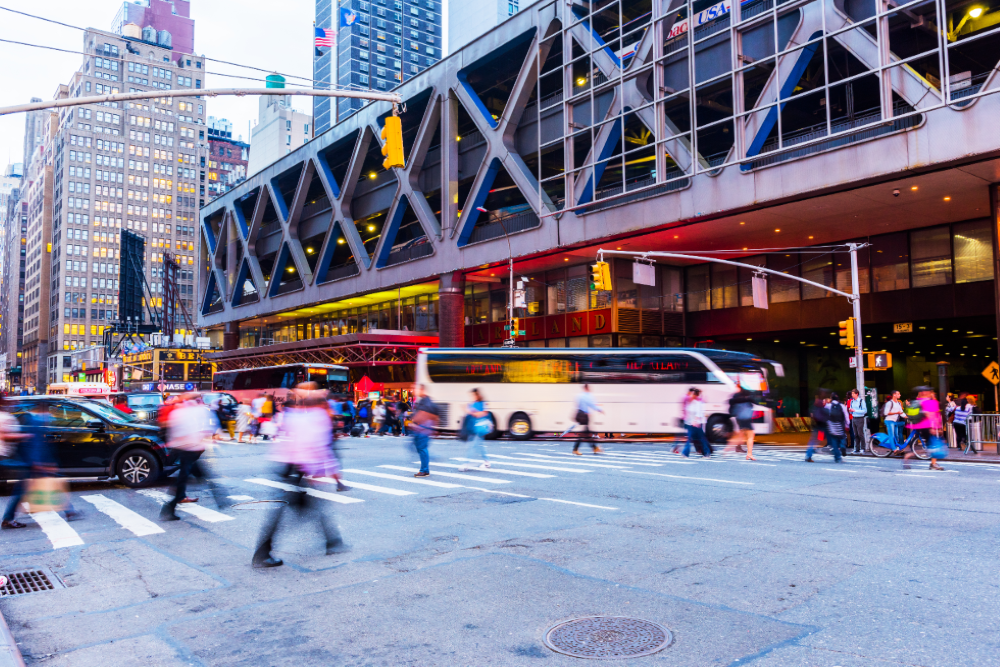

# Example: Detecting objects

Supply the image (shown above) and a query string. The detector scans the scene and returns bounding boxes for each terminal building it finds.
[199,0,1000,416]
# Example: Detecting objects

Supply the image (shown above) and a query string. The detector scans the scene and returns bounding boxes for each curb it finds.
[0,607,25,667]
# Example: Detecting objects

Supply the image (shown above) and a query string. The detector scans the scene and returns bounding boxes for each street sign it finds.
[633,262,656,286]
[849,357,857,368]
[893,322,913,333]
[982,361,1000,386]
[751,275,768,309]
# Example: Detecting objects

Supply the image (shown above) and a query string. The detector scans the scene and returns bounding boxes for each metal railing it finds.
[966,414,1000,454]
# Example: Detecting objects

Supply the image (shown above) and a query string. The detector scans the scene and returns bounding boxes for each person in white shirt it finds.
[682,388,711,457]
[883,390,904,445]
[161,393,222,520]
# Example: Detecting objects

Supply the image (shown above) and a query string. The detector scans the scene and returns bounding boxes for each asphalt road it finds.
[0,436,997,666]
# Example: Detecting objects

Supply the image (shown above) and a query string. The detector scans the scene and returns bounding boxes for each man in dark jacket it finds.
[804,389,831,463]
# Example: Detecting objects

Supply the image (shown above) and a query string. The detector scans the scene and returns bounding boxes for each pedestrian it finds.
[726,388,756,460]
[824,392,848,462]
[848,389,867,454]
[572,384,604,455]
[372,400,385,435]
[410,384,439,477]
[882,390,904,446]
[804,389,831,462]
[682,388,711,457]
[904,387,945,470]
[160,393,223,520]
[342,396,356,435]
[3,401,80,529]
[673,388,696,454]
[236,400,253,443]
[252,385,347,568]
[953,398,973,451]
[459,388,491,471]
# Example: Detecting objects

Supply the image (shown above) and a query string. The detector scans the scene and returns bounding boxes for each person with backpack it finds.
[805,389,831,462]
[726,389,756,460]
[824,392,849,462]
[904,387,945,470]
[882,390,905,446]
[848,389,867,454]
[953,398,973,451]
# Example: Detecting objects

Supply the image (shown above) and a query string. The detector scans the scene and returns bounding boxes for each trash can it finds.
[969,420,983,451]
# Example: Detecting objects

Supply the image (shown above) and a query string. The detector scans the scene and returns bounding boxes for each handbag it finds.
[927,434,948,459]
[474,417,493,436]
[25,477,69,513]
[575,410,589,426]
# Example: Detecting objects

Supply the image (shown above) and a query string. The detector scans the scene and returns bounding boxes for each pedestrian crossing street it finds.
[7,444,999,552]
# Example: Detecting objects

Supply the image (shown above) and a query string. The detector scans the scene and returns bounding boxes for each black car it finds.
[0,396,175,488]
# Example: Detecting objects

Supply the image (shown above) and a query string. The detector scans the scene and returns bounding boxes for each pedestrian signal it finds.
[865,352,891,370]
[590,261,611,291]
[838,318,855,348]
[380,116,404,169]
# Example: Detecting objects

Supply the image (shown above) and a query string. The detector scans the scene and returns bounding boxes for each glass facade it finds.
[519,0,1000,209]
[688,220,993,309]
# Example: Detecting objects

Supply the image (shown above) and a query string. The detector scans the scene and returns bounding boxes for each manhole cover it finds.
[0,568,64,597]
[230,500,288,510]
[543,616,672,659]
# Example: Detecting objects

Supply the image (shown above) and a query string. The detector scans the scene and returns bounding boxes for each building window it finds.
[871,232,910,292]
[687,265,709,312]
[953,220,994,283]
[910,226,953,287]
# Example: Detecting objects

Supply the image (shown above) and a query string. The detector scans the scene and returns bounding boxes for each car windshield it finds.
[82,400,137,424]
[127,394,162,409]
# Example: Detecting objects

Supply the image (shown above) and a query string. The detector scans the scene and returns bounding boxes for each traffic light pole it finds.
[849,243,865,399]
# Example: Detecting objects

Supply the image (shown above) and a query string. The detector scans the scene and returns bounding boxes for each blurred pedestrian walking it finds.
[236,400,253,443]
[572,384,604,455]
[410,384,440,477]
[252,385,347,568]
[726,388,756,460]
[160,393,223,520]
[459,389,491,471]
[804,389,831,462]
[824,392,848,462]
[682,388,711,458]
[904,387,946,470]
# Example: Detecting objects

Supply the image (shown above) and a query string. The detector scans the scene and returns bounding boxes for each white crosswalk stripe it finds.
[244,478,366,504]
[28,510,84,549]
[385,465,512,484]
[310,476,416,495]
[428,462,555,478]
[541,449,696,465]
[525,452,664,467]
[450,457,590,473]
[341,469,464,488]
[81,494,164,536]
[504,454,637,469]
[136,490,234,522]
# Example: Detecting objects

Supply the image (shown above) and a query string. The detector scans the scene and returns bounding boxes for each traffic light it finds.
[838,317,855,348]
[865,352,892,370]
[590,261,611,291]
[511,317,520,338]
[380,115,404,169]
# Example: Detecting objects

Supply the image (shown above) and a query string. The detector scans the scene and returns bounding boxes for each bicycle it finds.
[869,429,930,459]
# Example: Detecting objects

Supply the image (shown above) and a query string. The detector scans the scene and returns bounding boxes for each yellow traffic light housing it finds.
[590,261,611,291]
[380,116,405,169]
[838,317,855,348]
[512,317,520,338]
[865,352,892,370]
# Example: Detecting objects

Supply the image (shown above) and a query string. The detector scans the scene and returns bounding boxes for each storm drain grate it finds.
[0,568,64,597]
[543,616,673,659]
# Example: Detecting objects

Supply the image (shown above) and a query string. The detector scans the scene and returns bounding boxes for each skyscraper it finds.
[313,0,443,133]
[448,0,540,53]
[36,23,207,387]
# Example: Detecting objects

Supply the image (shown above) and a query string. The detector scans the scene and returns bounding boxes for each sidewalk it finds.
[0,605,25,667]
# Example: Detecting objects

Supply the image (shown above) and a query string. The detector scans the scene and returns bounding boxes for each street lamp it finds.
[950,6,985,39]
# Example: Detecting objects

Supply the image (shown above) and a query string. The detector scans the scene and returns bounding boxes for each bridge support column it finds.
[438,272,465,348]
[223,321,240,351]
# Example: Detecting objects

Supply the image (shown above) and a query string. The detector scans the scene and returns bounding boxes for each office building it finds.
[314,0,443,131]
[207,117,250,199]
[247,95,311,176]
[448,0,540,53]
[38,24,207,386]
[111,0,195,56]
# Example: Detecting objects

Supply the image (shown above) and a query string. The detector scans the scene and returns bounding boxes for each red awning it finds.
[355,376,384,393]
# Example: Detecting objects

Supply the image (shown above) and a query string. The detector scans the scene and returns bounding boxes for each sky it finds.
[0,0,317,169]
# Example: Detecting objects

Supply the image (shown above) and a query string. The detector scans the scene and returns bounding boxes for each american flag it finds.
[314,27,334,48]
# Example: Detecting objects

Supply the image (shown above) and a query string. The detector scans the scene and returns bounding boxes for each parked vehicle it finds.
[0,396,176,488]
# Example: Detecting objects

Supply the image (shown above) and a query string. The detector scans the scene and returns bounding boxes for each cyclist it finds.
[904,387,945,471]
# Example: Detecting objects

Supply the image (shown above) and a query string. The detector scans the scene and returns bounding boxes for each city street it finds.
[1,436,997,666]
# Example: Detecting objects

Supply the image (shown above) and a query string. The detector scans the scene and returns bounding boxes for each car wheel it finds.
[508,412,533,441]
[706,415,733,444]
[482,412,500,440]
[117,448,161,488]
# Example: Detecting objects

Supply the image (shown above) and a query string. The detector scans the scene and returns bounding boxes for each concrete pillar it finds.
[438,272,466,348]
[223,321,240,351]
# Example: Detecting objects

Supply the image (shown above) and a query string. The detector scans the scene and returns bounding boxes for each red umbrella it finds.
[355,376,384,393]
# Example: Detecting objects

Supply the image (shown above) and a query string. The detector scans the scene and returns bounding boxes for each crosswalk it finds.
[8,443,995,552]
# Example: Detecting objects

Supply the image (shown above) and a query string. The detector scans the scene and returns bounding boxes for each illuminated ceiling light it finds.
[774,228,780,232]
[943,196,951,201]
[739,221,745,225]
[773,339,779,343]
[967,331,974,334]
[910,185,918,191]
[455,135,461,142]
[368,172,377,179]
[970,6,984,18]
[368,225,376,232]
[337,238,345,244]
[673,235,679,239]
[746,337,752,341]
[286,266,295,273]
[306,247,314,254]
[616,247,622,250]
[576,77,587,86]
[564,257,570,261]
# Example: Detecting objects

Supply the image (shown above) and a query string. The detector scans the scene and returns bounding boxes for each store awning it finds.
[355,376,384,393]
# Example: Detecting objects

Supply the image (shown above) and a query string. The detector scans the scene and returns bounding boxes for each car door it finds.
[46,402,113,474]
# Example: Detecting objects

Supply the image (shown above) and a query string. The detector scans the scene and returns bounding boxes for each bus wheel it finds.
[482,412,500,440]
[508,413,533,441]
[706,415,733,444]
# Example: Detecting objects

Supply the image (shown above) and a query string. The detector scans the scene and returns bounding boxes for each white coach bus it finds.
[415,348,781,441]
